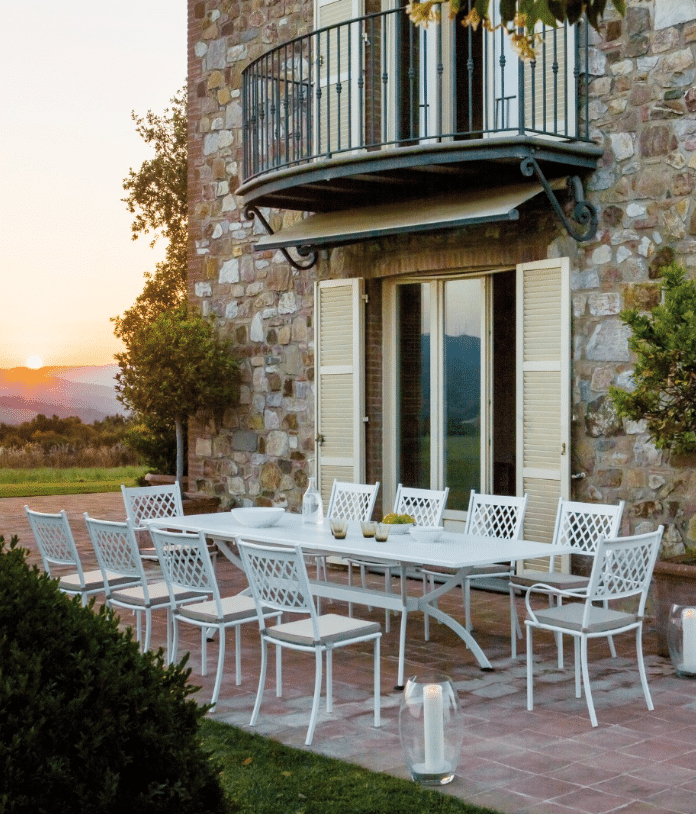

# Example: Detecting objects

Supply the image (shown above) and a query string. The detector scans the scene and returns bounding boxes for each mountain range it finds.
[0,365,126,426]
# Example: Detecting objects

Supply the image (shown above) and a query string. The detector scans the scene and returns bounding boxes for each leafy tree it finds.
[610,264,696,455]
[115,307,239,486]
[407,0,624,59]
[113,87,188,347]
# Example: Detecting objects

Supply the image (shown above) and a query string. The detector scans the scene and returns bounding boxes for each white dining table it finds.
[145,511,571,687]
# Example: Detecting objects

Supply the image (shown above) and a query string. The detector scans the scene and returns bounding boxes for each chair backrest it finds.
[121,483,184,529]
[393,485,449,526]
[326,480,380,522]
[84,514,149,596]
[238,540,319,637]
[24,505,84,581]
[464,491,528,539]
[584,528,663,620]
[553,498,625,555]
[149,526,219,607]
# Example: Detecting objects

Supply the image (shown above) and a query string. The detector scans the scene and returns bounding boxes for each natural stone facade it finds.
[188,0,696,555]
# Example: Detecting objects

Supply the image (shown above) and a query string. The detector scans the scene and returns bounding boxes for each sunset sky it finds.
[0,0,186,369]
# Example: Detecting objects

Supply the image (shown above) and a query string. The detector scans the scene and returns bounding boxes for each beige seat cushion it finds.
[512,570,590,590]
[111,581,201,608]
[177,594,259,624]
[59,569,136,593]
[533,603,637,633]
[267,613,381,646]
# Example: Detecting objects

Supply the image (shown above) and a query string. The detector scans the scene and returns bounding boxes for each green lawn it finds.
[0,466,148,498]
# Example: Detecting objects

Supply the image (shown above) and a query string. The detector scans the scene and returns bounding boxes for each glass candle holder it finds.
[375,523,391,542]
[329,518,348,539]
[399,674,463,785]
[668,604,696,677]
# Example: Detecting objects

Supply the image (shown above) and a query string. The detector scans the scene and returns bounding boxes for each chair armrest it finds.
[523,582,588,620]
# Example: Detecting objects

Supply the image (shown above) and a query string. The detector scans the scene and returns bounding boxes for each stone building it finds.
[187,0,696,553]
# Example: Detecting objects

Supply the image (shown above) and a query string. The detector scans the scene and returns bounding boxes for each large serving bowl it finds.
[230,507,284,527]
[409,525,444,543]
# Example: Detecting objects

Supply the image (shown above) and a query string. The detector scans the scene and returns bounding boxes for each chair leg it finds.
[422,573,430,642]
[383,569,390,634]
[305,647,324,746]
[326,648,333,712]
[210,626,225,709]
[275,642,282,697]
[579,635,598,727]
[201,627,208,676]
[526,622,534,711]
[235,625,242,685]
[636,625,654,712]
[171,616,180,665]
[373,636,381,728]
[574,636,581,698]
[347,562,355,617]
[509,585,521,659]
[250,637,269,727]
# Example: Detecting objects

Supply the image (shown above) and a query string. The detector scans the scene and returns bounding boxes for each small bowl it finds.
[230,507,284,527]
[409,525,444,543]
[384,522,413,535]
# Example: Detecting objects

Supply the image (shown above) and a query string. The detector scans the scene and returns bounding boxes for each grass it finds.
[0,466,148,498]
[200,719,500,814]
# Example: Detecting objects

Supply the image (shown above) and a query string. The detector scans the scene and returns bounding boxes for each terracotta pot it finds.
[652,557,696,657]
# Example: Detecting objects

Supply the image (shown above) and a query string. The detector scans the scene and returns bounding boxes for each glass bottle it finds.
[302,477,324,525]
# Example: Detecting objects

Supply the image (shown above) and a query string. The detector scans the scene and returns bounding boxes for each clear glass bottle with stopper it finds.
[302,476,324,525]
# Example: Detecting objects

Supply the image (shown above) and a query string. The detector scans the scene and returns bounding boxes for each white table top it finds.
[145,511,570,569]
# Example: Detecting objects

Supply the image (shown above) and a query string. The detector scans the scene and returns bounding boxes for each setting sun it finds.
[26,355,43,369]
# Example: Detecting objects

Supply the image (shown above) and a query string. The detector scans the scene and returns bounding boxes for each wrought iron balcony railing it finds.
[241,6,591,186]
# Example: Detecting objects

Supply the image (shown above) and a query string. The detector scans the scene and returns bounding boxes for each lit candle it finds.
[423,683,445,773]
[683,608,696,673]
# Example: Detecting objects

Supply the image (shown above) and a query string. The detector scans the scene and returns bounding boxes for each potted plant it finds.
[610,261,696,656]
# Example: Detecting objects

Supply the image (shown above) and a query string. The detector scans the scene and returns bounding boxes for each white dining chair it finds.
[121,482,184,560]
[84,514,203,659]
[238,539,381,746]
[346,485,448,632]
[25,505,137,605]
[149,526,281,709]
[525,527,663,727]
[511,498,625,664]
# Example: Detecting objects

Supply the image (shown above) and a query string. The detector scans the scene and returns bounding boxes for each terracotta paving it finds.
[4,493,696,813]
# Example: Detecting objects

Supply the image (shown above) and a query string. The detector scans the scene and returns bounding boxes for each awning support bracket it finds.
[244,206,318,270]
[520,156,598,243]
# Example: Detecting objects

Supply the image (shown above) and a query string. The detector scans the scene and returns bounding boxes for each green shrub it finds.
[0,536,227,814]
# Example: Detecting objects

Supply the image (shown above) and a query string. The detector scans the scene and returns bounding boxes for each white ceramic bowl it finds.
[384,522,413,535]
[230,507,284,527]
[409,525,444,543]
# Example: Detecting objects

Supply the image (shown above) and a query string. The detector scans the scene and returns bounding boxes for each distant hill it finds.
[0,365,126,426]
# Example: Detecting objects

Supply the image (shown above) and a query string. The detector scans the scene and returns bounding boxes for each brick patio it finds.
[4,493,696,814]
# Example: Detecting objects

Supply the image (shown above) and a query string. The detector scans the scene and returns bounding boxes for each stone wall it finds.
[571,1,696,555]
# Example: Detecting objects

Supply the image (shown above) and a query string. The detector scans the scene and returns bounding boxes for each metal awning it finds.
[253,181,563,253]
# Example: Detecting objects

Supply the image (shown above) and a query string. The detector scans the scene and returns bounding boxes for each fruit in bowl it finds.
[381,513,415,534]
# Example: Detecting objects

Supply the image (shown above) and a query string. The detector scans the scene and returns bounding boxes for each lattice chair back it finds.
[149,527,219,607]
[24,506,84,579]
[326,481,380,522]
[238,541,319,638]
[393,485,449,526]
[465,491,528,539]
[554,499,625,555]
[121,483,184,529]
[586,529,662,609]
[84,515,147,591]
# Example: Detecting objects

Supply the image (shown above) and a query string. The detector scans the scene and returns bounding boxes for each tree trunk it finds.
[175,416,184,490]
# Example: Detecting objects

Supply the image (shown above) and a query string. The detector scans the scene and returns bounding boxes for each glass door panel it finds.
[444,279,481,510]
[398,283,430,489]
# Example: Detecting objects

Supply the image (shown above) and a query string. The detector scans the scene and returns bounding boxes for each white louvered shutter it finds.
[315,278,365,507]
[516,258,570,555]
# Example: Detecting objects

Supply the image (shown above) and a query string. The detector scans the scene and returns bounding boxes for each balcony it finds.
[237,5,602,219]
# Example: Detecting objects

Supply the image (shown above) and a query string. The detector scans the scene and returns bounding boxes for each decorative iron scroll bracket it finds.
[244,206,318,270]
[520,156,598,243]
